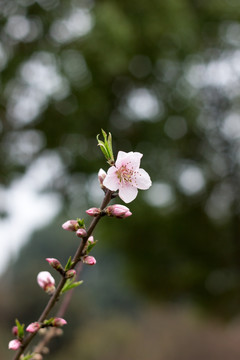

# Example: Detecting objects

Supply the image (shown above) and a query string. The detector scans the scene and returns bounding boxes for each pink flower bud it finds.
[98,168,107,187]
[88,236,94,244]
[83,255,97,265]
[26,322,41,333]
[106,205,132,219]
[46,258,62,270]
[8,339,21,350]
[52,317,67,327]
[65,269,76,278]
[86,207,101,217]
[76,228,87,238]
[37,271,55,295]
[12,326,18,336]
[62,220,79,231]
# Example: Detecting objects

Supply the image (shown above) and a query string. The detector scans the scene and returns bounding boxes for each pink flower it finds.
[26,322,41,333]
[106,205,132,218]
[52,317,67,327]
[83,255,96,265]
[62,220,79,231]
[8,339,21,350]
[103,151,152,203]
[37,271,55,295]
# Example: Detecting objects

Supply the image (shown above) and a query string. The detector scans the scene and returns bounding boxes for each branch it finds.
[12,189,113,360]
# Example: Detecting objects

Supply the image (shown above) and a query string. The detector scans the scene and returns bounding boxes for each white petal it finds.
[127,152,143,170]
[135,168,152,189]
[119,183,138,203]
[116,151,143,171]
[115,151,129,168]
[103,166,119,191]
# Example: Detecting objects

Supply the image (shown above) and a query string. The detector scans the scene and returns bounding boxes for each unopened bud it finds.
[8,339,21,350]
[106,205,132,219]
[76,228,87,238]
[65,269,76,278]
[26,322,41,333]
[52,317,67,327]
[46,258,62,270]
[83,255,97,265]
[37,271,55,295]
[86,207,101,217]
[88,236,94,244]
[98,168,107,187]
[12,326,18,336]
[62,220,79,231]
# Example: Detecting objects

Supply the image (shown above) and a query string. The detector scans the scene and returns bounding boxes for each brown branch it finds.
[12,189,113,360]
[33,262,83,356]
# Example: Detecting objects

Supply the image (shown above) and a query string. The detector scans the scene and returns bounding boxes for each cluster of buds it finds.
[86,205,132,219]
[8,316,67,351]
[62,218,88,241]
[37,271,56,295]
[26,318,67,334]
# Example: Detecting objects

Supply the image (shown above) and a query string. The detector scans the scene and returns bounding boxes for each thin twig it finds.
[12,190,113,360]
[33,262,83,356]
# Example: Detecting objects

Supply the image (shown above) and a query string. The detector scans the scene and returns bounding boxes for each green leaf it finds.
[86,240,98,254]
[43,318,54,326]
[21,353,35,360]
[97,129,114,164]
[77,218,85,228]
[61,279,83,294]
[64,256,73,271]
[15,318,24,339]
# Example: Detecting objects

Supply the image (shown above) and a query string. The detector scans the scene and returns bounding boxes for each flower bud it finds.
[106,205,132,219]
[8,339,21,350]
[26,322,41,333]
[37,271,55,295]
[46,258,62,270]
[83,255,97,265]
[86,208,101,217]
[88,236,94,244]
[62,220,79,231]
[52,317,67,327]
[12,326,18,336]
[98,168,107,187]
[65,269,76,278]
[76,228,87,238]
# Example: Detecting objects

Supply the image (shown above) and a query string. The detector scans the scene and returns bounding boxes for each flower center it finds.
[117,165,136,185]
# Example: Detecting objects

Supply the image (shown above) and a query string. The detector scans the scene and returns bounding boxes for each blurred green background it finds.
[2,0,240,358]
